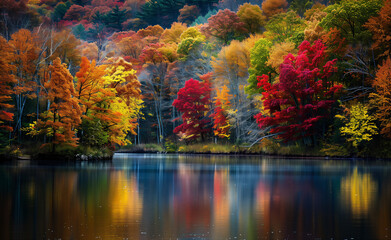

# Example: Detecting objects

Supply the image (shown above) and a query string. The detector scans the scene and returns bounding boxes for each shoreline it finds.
[2,149,390,162]
[114,150,391,161]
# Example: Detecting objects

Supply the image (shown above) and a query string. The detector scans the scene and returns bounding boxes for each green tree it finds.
[105,6,129,31]
[245,38,273,96]
[320,0,382,43]
[51,1,72,22]
[265,11,306,44]
[290,0,313,17]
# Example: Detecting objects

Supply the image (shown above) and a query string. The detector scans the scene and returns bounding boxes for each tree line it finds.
[1,0,391,157]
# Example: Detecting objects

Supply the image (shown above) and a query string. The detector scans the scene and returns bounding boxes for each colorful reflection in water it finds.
[0,154,390,239]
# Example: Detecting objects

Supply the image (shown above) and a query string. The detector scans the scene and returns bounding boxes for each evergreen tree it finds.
[105,6,129,31]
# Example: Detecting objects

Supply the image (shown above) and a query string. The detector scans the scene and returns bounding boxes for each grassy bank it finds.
[0,143,114,161]
[116,139,391,159]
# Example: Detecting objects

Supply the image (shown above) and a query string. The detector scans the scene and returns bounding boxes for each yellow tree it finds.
[237,3,266,34]
[267,41,296,72]
[161,22,188,44]
[102,58,143,146]
[337,103,378,148]
[211,40,252,142]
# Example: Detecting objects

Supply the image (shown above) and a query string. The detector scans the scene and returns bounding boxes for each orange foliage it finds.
[365,0,391,59]
[137,25,164,38]
[321,28,347,57]
[212,85,232,139]
[262,0,288,19]
[370,57,391,138]
[41,58,82,148]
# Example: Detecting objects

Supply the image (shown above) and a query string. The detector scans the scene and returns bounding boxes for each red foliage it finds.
[58,20,78,28]
[110,31,136,42]
[173,78,211,141]
[255,40,343,142]
[64,5,88,21]
[201,9,247,44]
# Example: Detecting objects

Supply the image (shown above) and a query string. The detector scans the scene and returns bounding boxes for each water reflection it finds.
[0,154,390,239]
[340,167,378,218]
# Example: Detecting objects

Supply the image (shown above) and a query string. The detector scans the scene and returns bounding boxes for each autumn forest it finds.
[1,0,391,158]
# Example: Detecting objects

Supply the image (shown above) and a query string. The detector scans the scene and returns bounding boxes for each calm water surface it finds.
[0,153,391,240]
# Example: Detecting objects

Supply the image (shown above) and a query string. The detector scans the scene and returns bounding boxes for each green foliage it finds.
[105,6,129,30]
[245,38,273,96]
[290,0,313,16]
[320,143,350,157]
[177,143,239,153]
[320,0,382,43]
[191,9,218,26]
[138,0,185,28]
[51,1,72,22]
[265,11,306,43]
[72,24,87,40]
[177,37,204,57]
[164,140,178,153]
[80,118,109,147]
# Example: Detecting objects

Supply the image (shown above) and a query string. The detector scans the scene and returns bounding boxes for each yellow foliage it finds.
[267,41,296,72]
[304,18,326,43]
[338,103,378,148]
[212,40,250,86]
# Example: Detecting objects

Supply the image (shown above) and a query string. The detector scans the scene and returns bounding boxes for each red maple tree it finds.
[173,78,211,141]
[255,40,343,143]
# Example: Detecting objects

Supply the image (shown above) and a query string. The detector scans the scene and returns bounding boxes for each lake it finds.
[0,153,390,239]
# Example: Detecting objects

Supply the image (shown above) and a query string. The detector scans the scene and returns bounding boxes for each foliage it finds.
[178,5,200,25]
[261,0,288,19]
[337,103,378,148]
[0,36,15,132]
[211,85,232,138]
[161,22,188,44]
[365,0,391,59]
[246,38,273,96]
[320,0,382,43]
[267,41,296,72]
[255,40,343,144]
[290,0,313,17]
[265,11,306,43]
[370,57,391,138]
[237,3,266,34]
[201,9,247,44]
[173,78,211,141]
[105,6,130,30]
[191,9,218,26]
[35,58,83,149]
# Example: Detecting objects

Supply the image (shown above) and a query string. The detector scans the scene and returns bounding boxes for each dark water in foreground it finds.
[0,154,391,240]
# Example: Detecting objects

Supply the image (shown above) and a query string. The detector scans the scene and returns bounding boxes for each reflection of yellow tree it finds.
[109,172,143,225]
[341,167,377,217]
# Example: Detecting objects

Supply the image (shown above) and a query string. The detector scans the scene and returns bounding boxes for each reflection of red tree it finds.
[173,164,211,232]
[255,176,315,239]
